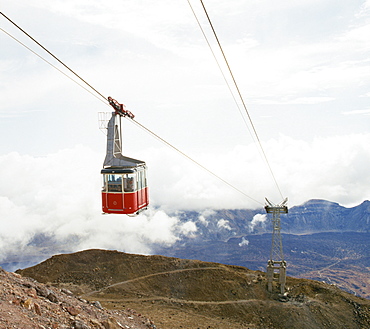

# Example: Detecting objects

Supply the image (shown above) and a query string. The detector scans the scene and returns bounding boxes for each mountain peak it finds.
[300,199,340,207]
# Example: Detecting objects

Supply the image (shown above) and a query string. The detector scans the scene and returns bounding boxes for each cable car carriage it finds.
[101,97,148,215]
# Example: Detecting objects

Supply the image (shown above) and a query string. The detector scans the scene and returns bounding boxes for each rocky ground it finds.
[0,266,156,329]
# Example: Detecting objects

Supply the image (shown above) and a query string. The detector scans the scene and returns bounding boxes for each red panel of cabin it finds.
[102,192,125,214]
[102,188,149,215]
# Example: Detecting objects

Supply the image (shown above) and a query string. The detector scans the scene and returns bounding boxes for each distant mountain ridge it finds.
[172,199,370,244]
[285,199,370,233]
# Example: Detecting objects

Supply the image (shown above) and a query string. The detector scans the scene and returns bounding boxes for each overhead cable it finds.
[0,27,106,106]
[0,12,107,102]
[0,13,263,207]
[190,0,284,200]
[131,118,263,205]
[186,0,254,142]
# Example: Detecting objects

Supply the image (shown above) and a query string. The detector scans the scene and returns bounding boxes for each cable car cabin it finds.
[101,108,149,215]
[101,166,148,215]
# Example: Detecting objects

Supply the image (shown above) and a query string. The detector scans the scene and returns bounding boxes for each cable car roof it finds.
[103,153,146,169]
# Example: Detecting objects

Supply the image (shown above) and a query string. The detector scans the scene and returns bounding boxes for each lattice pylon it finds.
[265,198,288,294]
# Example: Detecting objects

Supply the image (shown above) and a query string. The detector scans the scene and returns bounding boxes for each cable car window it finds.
[138,170,143,190]
[107,174,122,192]
[143,169,147,188]
[102,175,107,192]
[124,173,136,192]
[138,169,146,189]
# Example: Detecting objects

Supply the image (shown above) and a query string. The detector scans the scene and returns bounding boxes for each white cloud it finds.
[238,237,249,247]
[217,219,232,230]
[342,109,370,115]
[146,133,370,210]
[75,209,183,253]
[274,134,370,207]
[249,214,267,232]
[180,221,198,236]
[255,96,335,105]
[198,209,216,226]
[0,146,192,263]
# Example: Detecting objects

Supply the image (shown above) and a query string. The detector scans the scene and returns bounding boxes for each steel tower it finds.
[265,198,288,294]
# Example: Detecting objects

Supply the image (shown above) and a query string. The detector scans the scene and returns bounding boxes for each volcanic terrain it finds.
[16,249,370,329]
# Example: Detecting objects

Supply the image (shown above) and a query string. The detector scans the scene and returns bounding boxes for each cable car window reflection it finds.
[107,174,122,192]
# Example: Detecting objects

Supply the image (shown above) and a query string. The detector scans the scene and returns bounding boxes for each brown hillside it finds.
[17,249,370,329]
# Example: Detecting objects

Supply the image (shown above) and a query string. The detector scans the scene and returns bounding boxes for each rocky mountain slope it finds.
[0,265,155,329]
[17,249,370,329]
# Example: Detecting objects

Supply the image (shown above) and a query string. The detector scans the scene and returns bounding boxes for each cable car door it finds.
[103,174,125,213]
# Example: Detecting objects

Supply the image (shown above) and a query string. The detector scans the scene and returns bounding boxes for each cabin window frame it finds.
[105,174,123,193]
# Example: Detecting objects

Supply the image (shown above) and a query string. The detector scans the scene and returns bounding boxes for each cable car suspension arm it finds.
[107,96,135,119]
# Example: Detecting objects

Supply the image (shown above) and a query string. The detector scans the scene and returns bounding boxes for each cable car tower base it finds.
[265,198,288,294]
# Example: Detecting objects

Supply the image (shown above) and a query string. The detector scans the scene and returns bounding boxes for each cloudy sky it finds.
[1,0,370,263]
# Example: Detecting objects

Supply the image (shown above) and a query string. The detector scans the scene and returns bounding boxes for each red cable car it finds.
[101,97,149,215]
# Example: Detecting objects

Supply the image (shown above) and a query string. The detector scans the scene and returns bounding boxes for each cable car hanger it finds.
[107,97,135,119]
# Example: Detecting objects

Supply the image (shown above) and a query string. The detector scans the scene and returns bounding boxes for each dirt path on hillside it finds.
[82,266,223,297]
[93,295,263,305]
[82,266,265,328]
[317,259,342,283]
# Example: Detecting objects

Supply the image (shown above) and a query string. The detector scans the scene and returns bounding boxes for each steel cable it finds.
[0,12,264,206]
[191,0,285,200]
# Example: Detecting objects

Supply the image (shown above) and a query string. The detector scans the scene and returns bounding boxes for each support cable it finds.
[0,12,107,102]
[186,0,254,142]
[193,0,284,200]
[0,15,263,207]
[0,27,106,106]
[131,118,263,206]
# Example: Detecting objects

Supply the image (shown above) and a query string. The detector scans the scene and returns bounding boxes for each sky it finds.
[1,0,370,263]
